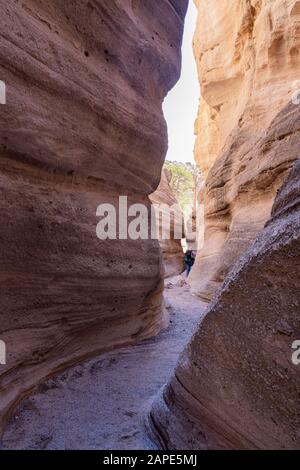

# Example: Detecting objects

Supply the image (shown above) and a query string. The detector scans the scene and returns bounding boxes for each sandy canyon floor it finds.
[1,275,206,450]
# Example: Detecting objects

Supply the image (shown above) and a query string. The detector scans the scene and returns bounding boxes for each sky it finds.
[163,1,200,164]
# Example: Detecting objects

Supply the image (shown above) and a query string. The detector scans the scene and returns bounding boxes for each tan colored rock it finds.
[149,159,300,450]
[191,0,300,301]
[0,0,188,433]
[150,169,184,278]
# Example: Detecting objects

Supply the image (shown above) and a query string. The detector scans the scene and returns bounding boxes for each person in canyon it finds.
[184,250,195,277]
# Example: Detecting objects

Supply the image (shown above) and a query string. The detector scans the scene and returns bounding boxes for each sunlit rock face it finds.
[0,0,188,432]
[149,159,300,450]
[191,0,300,301]
[150,169,184,278]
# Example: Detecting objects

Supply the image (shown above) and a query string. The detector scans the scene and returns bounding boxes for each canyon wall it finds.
[150,169,184,278]
[0,0,188,432]
[190,0,300,301]
[149,0,300,450]
[149,158,300,450]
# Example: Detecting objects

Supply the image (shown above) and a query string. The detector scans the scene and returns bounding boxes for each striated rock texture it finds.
[149,159,300,450]
[150,169,184,278]
[191,0,300,301]
[0,0,188,432]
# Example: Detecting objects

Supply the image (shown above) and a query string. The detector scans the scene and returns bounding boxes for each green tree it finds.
[164,161,203,215]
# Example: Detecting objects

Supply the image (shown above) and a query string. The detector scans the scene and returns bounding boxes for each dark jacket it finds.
[184,251,195,267]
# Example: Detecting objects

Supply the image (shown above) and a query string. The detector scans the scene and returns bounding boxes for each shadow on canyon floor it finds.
[1,276,205,450]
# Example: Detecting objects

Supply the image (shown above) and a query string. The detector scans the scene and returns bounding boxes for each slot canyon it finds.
[0,0,299,452]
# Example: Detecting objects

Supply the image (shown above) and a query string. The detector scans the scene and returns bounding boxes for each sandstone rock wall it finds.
[0,0,188,432]
[149,158,300,450]
[191,0,300,301]
[150,169,184,278]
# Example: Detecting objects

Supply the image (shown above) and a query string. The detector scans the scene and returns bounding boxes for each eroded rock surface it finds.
[150,169,184,278]
[0,0,188,433]
[191,0,300,301]
[149,159,300,450]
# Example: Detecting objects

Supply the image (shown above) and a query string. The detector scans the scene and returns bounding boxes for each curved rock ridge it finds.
[148,158,300,450]
[191,0,300,301]
[0,0,188,433]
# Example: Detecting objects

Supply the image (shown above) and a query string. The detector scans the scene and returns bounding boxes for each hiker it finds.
[184,250,195,277]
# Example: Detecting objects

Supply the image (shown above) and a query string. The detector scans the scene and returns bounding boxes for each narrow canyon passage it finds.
[1,277,206,450]
[1,0,299,453]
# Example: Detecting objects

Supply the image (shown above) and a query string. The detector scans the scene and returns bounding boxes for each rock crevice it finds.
[0,0,188,433]
[149,0,300,450]
[149,159,300,450]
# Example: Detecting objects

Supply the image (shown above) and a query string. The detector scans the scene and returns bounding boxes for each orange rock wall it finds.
[191,0,300,300]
